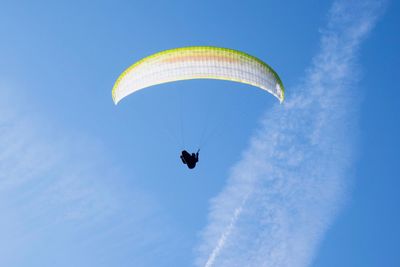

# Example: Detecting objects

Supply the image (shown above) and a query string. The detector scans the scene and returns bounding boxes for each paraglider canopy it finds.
[112,46,285,104]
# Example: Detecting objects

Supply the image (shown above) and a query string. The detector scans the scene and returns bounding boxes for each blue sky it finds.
[0,0,399,266]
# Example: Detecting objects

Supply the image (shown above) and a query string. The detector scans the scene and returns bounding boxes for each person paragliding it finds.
[180,149,199,169]
[112,46,285,170]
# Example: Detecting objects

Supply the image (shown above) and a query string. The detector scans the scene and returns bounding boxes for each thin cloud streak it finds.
[0,85,181,267]
[196,1,385,266]
[205,194,249,267]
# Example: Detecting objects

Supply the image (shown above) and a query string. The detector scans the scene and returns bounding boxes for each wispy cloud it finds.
[0,85,182,266]
[196,1,385,266]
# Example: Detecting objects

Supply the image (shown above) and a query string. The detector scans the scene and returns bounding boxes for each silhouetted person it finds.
[180,150,199,169]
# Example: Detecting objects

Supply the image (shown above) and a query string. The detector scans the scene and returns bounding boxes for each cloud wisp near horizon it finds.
[196,1,385,267]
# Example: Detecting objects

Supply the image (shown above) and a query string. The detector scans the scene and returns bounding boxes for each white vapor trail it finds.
[196,1,385,267]
[205,195,249,267]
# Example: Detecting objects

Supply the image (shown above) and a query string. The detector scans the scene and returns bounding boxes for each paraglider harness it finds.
[180,149,199,169]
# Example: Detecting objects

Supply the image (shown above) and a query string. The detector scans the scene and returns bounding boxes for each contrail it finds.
[196,1,385,266]
[205,194,249,267]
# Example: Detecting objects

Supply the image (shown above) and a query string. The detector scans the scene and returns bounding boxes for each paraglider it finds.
[112,46,285,169]
[180,150,199,169]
